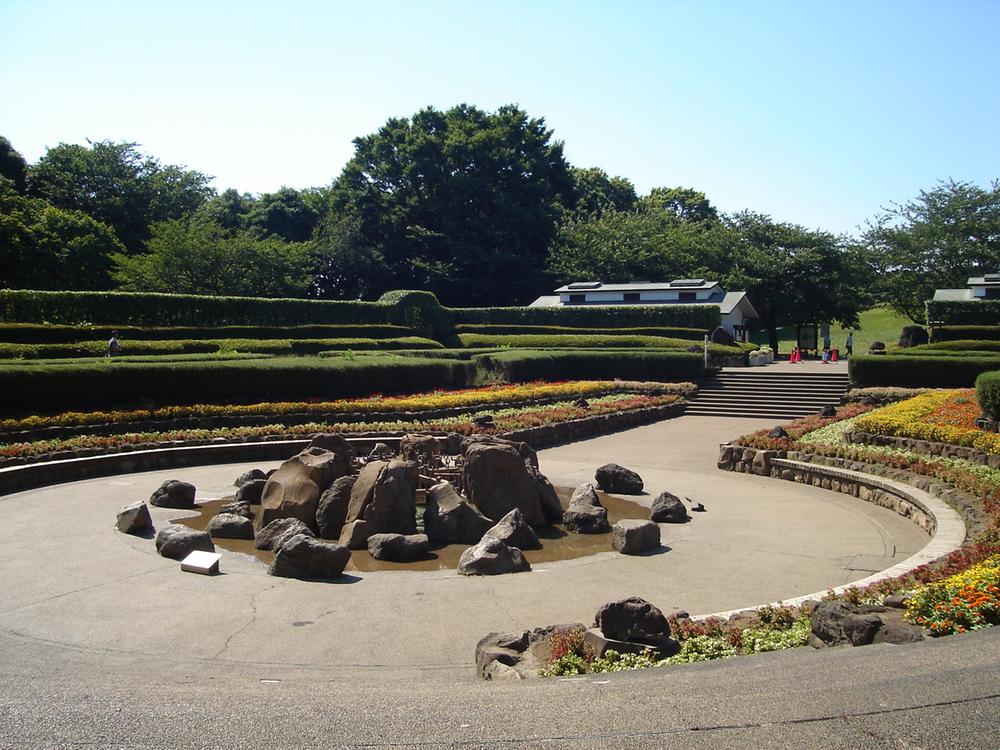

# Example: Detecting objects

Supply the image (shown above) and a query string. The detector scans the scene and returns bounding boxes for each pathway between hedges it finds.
[2,414,996,748]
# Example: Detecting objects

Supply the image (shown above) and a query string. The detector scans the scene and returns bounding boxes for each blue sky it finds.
[2,0,998,235]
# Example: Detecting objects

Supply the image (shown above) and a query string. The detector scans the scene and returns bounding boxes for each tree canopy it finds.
[0,136,28,195]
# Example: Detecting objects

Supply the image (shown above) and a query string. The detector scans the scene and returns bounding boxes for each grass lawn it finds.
[750,305,916,357]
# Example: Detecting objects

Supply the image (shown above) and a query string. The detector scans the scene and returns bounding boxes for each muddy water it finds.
[174,487,650,572]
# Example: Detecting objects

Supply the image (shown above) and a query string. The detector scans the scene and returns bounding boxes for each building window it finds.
[568,293,586,304]
[623,292,641,302]
[679,291,696,302]
[986,287,1000,299]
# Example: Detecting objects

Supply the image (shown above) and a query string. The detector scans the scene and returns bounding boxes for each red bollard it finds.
[790,347,799,363]
[831,348,839,362]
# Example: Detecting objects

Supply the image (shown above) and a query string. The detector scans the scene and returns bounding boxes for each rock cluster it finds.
[562,483,610,533]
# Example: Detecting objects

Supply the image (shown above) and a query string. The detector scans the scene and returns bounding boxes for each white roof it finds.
[527,295,561,308]
[933,289,975,301]
[553,280,720,293]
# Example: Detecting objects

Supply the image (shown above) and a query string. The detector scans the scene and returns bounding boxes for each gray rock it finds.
[611,519,660,554]
[484,508,541,550]
[115,500,152,535]
[594,596,672,650]
[594,463,644,494]
[308,434,356,468]
[562,483,610,534]
[367,533,429,562]
[338,519,372,550]
[149,480,196,509]
[206,512,255,540]
[217,500,254,519]
[462,443,546,525]
[458,536,531,576]
[583,627,679,658]
[399,434,439,463]
[255,518,314,551]
[810,601,885,647]
[649,491,689,523]
[423,481,493,544]
[234,468,267,487]
[155,524,215,560]
[235,478,266,505]
[343,459,418,539]
[259,446,351,529]
[475,624,587,680]
[316,475,355,540]
[534,472,564,525]
[267,535,351,580]
[367,442,394,461]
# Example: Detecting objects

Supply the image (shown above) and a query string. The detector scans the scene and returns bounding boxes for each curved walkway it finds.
[0,415,997,748]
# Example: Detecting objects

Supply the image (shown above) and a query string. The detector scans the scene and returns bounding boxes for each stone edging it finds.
[0,403,687,497]
[844,430,1000,469]
[704,445,967,621]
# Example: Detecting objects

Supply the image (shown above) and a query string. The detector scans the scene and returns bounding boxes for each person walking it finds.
[107,331,121,357]
[845,331,853,359]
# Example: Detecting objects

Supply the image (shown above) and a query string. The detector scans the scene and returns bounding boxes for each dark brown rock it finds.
[155,524,215,560]
[399,434,439,463]
[149,480,196,509]
[234,468,267,487]
[338,519,372,550]
[810,601,885,647]
[218,500,254,519]
[367,533,429,562]
[316,475,355,539]
[594,596,672,649]
[458,536,531,576]
[423,481,493,544]
[485,508,541,550]
[206,512,255,540]
[259,446,350,529]
[594,463,644,494]
[115,500,152,535]
[562,483,610,534]
[463,443,545,525]
[611,519,660,554]
[235,478,266,505]
[267,535,351,580]
[255,518,315,551]
[649,491,689,523]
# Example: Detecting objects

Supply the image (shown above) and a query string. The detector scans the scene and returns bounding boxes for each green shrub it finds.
[909,340,1000,353]
[450,303,719,330]
[975,371,1000,420]
[454,324,707,340]
[931,326,1000,343]
[0,352,274,367]
[926,300,1000,326]
[473,349,704,383]
[662,636,737,664]
[849,354,1000,387]
[0,356,474,412]
[457,332,743,354]
[0,323,416,344]
[321,347,500,361]
[740,618,811,653]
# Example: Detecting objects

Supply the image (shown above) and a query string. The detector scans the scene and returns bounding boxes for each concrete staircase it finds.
[686,367,851,419]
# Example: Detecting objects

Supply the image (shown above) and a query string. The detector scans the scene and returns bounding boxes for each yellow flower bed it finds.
[854,390,1000,455]
[905,555,1000,635]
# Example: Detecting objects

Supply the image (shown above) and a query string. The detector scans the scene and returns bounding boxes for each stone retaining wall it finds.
[844,430,1000,468]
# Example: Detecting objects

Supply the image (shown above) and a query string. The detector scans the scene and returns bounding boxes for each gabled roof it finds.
[720,291,758,318]
[933,289,975,301]
[553,280,720,293]
[968,275,1000,286]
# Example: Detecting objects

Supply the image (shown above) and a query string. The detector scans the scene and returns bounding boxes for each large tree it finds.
[0,177,123,289]
[640,186,719,225]
[0,136,28,195]
[862,179,1000,321]
[27,140,214,254]
[245,186,320,243]
[722,212,866,353]
[328,104,574,305]
[567,167,637,219]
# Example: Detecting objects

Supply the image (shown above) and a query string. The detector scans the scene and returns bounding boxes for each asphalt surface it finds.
[0,411,997,749]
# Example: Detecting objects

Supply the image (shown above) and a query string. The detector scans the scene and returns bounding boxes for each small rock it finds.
[218,500,254,519]
[235,479,266,505]
[149,480,196,509]
[268,535,352,580]
[882,592,913,609]
[820,405,837,417]
[484,508,541,550]
[594,596,672,650]
[594,463,644,494]
[367,442,394,461]
[768,426,789,439]
[649,491,689,523]
[206,513,255,540]
[115,500,152,535]
[367,533,430,562]
[458,536,531,576]
[611,519,660,555]
[155,524,215,560]
[255,518,315,551]
[472,413,494,426]
[234,468,267,487]
[338,519,372,550]
[562,483,610,534]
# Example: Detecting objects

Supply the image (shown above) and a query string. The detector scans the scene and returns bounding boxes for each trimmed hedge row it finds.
[473,350,704,383]
[0,357,474,412]
[456,332,745,355]
[975,371,1000,420]
[0,337,443,360]
[849,354,1000,387]
[926,300,1000,326]
[0,352,274,367]
[930,326,1000,343]
[451,303,720,330]
[454,324,707,340]
[0,323,416,344]
[906,341,1000,354]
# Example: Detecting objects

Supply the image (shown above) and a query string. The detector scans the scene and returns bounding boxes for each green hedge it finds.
[450,304,719,330]
[930,326,1000,343]
[849,354,1000,387]
[473,349,704,383]
[454,324,707,340]
[0,337,443,360]
[0,323,416,344]
[905,341,1000,353]
[0,357,474,412]
[975,371,1000,420]
[926,300,1000,326]
[0,352,275,367]
[456,332,743,355]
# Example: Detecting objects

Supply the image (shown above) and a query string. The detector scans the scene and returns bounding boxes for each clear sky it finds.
[2,0,998,235]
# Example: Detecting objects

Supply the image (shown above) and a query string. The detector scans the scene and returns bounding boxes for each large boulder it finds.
[344,459,417,532]
[268,535,352,580]
[562,483,610,534]
[367,533,429,562]
[461,435,538,470]
[462,443,546,525]
[399,434,439,463]
[206,512,255,540]
[338,520,372,550]
[235,478,266,505]
[149,480,196,509]
[458,536,531,576]
[423,481,493,544]
[308,433,356,470]
[259,446,351,529]
[484,508,541,551]
[155,524,215,560]
[594,464,644,494]
[255,518,315,551]
[611,519,660,555]
[534,473,564,525]
[234,468,267,487]
[594,596,672,650]
[649,491,689,523]
[116,500,152,535]
[316,475,356,540]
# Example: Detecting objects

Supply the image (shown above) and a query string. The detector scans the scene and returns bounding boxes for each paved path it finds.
[0,414,995,749]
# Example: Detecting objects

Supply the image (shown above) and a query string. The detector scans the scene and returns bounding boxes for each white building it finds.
[932,274,1000,302]
[528,279,759,340]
